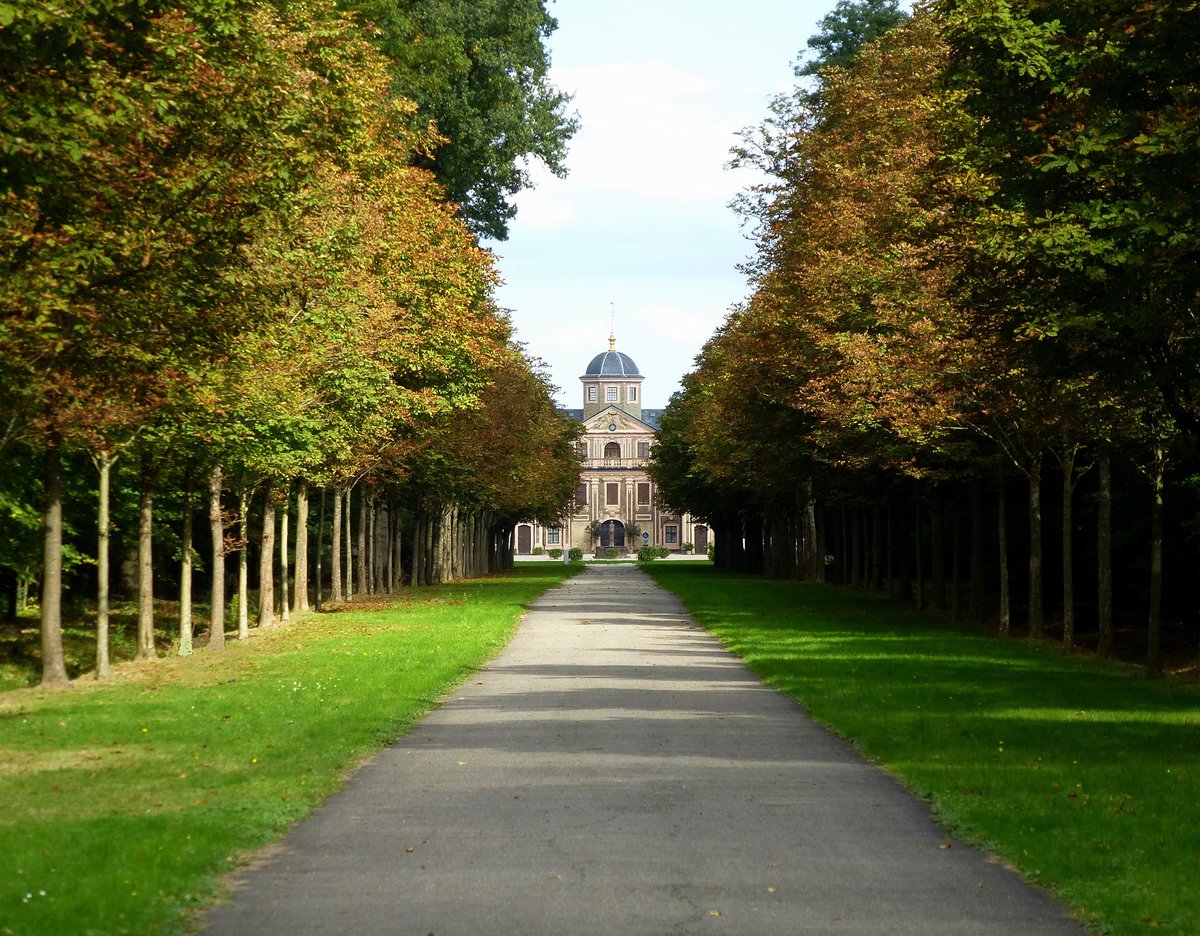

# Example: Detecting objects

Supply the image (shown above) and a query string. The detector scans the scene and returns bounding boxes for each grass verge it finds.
[0,564,579,936]
[642,563,1200,936]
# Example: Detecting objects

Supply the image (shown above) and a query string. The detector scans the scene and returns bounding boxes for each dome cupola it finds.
[581,334,644,420]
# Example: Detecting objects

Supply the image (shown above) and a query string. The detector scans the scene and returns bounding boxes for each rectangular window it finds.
[637,482,650,505]
[664,525,678,544]
[547,529,560,544]
[607,386,619,402]
[575,483,588,507]
[628,386,637,402]
[606,483,619,506]
[637,441,650,459]
[587,385,597,402]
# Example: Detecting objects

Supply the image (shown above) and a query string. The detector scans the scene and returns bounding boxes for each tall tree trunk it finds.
[94,451,115,680]
[316,486,326,609]
[331,485,343,602]
[368,492,378,593]
[40,438,70,687]
[258,481,276,627]
[871,504,884,591]
[885,497,895,597]
[1061,444,1076,650]
[136,456,158,660]
[237,488,250,640]
[930,488,945,610]
[178,477,194,656]
[914,487,925,611]
[1147,447,1165,676]
[384,497,394,593]
[969,481,985,624]
[1096,453,1114,658]
[1028,455,1044,639]
[344,485,354,599]
[208,467,226,652]
[998,483,1011,638]
[357,486,369,595]
[951,486,963,624]
[392,500,404,589]
[295,479,309,612]
[279,483,290,624]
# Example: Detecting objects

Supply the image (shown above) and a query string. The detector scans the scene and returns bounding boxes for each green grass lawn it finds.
[0,564,578,936]
[642,564,1200,936]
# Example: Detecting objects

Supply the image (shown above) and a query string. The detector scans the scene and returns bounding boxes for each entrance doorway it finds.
[598,519,625,550]
[517,525,532,555]
[694,525,709,552]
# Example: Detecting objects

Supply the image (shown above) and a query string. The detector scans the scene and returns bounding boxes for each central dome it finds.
[584,349,640,377]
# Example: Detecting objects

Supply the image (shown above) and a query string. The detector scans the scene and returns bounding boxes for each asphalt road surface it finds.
[199,563,1085,936]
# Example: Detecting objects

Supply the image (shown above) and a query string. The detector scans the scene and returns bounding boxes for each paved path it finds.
[200,564,1084,936]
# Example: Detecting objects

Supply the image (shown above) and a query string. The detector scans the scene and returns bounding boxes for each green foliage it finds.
[353,0,579,240]
[646,564,1200,936]
[636,546,659,562]
[567,547,583,562]
[0,566,576,934]
[546,548,562,559]
[531,546,544,555]
[797,0,909,78]
[680,542,694,554]
[604,548,620,559]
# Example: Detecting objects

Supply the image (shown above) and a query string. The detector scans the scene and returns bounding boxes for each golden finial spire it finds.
[609,302,616,351]
[609,333,616,352]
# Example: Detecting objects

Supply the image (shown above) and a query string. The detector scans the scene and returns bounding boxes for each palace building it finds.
[514,336,710,557]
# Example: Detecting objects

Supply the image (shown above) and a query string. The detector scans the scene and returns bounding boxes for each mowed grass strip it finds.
[642,564,1200,936]
[0,564,578,936]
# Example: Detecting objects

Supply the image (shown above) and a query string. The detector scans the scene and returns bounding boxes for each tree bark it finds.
[1061,444,1076,650]
[331,485,343,602]
[368,492,378,593]
[40,438,70,687]
[208,467,226,652]
[930,488,945,610]
[179,477,194,655]
[914,487,925,611]
[1096,453,1114,658]
[279,483,290,624]
[998,483,1011,638]
[344,485,354,599]
[258,481,276,627]
[951,486,963,623]
[136,456,158,660]
[1147,447,1165,676]
[1028,456,1044,639]
[357,485,369,595]
[295,479,309,612]
[237,488,250,640]
[969,481,985,624]
[316,486,326,609]
[95,452,115,680]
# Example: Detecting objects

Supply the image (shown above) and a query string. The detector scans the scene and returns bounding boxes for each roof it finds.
[583,350,641,377]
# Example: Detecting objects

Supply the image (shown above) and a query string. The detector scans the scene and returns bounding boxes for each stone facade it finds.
[515,337,710,557]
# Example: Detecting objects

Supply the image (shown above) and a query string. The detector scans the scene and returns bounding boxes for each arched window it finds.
[604,441,621,459]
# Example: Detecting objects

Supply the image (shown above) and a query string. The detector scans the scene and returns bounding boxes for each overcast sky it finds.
[484,0,839,409]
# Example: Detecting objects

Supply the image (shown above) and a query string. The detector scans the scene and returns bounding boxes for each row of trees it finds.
[1,0,581,686]
[651,0,1200,672]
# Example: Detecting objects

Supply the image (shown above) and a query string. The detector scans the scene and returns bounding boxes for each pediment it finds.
[585,408,653,435]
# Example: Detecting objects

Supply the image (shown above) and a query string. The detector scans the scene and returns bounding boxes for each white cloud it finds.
[556,60,751,203]
[508,189,576,228]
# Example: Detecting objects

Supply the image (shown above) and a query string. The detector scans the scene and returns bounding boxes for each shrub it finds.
[707,542,714,559]
[656,546,670,559]
[605,547,620,559]
[636,546,658,562]
[547,548,562,559]
[531,546,544,555]
[681,541,694,554]
[568,547,583,561]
